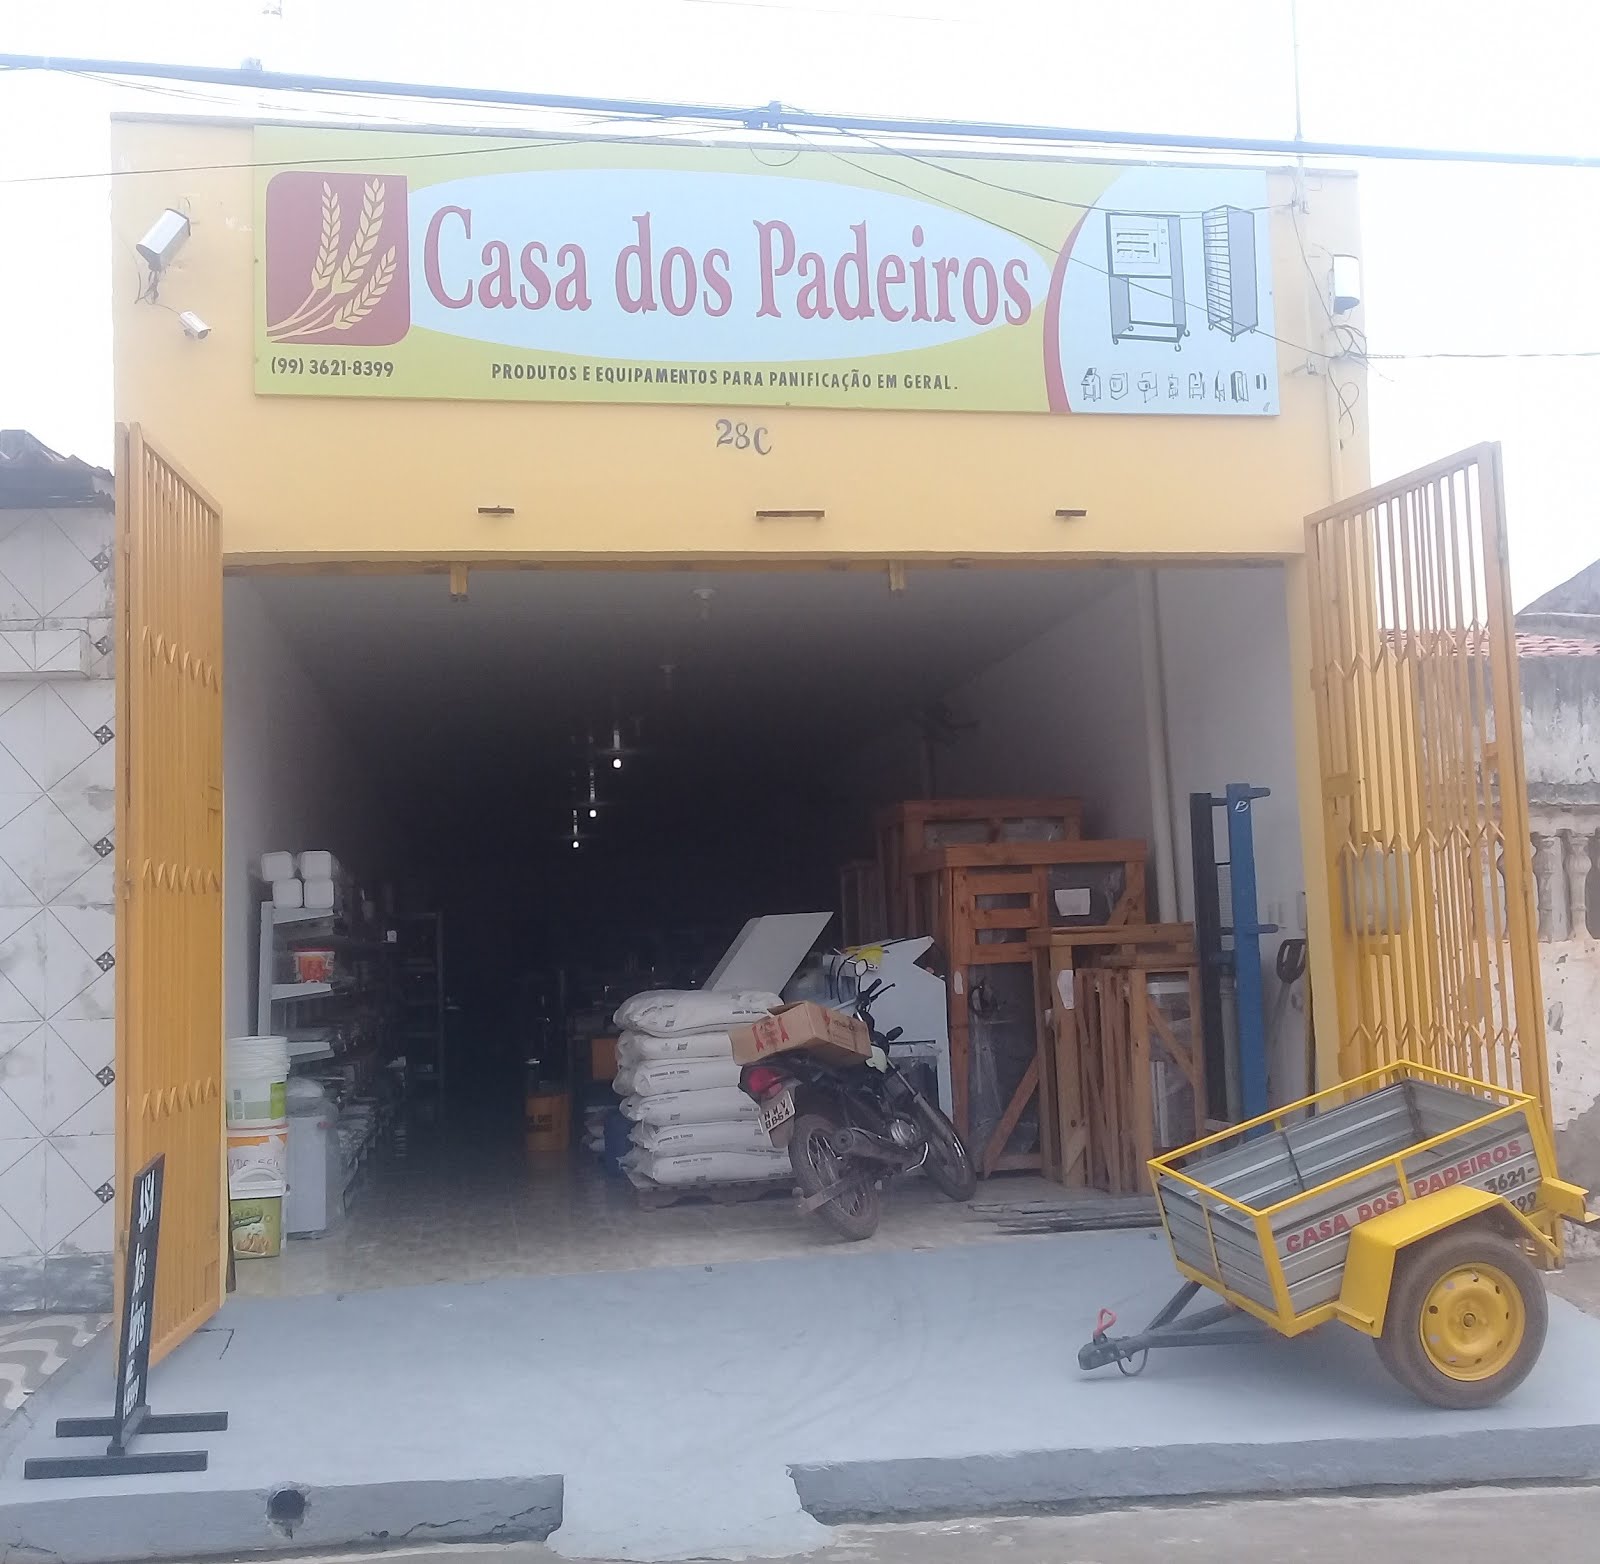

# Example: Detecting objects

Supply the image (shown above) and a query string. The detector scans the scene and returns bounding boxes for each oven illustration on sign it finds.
[1105,212,1187,346]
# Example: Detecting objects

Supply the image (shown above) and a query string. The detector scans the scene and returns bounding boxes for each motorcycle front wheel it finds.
[789,1113,881,1241]
[913,1097,977,1202]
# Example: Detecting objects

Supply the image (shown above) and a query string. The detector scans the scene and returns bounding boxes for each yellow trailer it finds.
[1079,1062,1594,1408]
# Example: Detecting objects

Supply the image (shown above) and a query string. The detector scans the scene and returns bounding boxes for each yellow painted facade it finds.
[110,115,1369,1093]
[111,118,1368,567]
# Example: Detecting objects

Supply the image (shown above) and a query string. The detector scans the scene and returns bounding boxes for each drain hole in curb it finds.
[267,1487,308,1534]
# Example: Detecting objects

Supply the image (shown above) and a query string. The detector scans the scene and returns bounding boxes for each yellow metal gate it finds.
[115,424,226,1362]
[1305,443,1549,1124]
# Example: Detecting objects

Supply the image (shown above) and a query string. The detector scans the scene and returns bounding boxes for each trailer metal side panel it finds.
[1154,1074,1548,1325]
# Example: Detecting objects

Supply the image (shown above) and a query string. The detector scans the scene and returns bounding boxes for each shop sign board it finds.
[255,128,1278,415]
[113,1154,165,1441]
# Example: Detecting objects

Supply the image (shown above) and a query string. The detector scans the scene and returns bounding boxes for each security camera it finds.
[178,311,211,341]
[136,209,190,270]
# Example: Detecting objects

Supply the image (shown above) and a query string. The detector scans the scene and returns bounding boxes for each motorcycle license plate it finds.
[759,1090,796,1136]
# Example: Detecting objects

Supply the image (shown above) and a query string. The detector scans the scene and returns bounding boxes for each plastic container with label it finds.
[294,948,336,984]
[230,1196,283,1258]
[225,1035,290,1127]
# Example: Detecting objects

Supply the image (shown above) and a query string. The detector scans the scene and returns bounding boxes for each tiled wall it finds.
[0,503,116,1312]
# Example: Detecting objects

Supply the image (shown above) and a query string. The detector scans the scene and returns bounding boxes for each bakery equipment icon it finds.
[1202,205,1259,340]
[1105,212,1187,346]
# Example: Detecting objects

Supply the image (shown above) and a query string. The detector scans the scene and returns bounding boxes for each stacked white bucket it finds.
[612,989,791,1190]
[261,848,344,913]
[225,1035,291,1205]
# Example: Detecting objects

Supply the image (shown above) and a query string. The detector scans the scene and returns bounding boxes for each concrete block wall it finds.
[1520,635,1600,1199]
[0,501,117,1312]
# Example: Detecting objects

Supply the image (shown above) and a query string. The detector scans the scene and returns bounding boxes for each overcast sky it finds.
[3,0,1599,603]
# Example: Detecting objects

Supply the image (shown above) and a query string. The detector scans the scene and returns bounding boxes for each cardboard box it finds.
[729,1001,872,1067]
[591,1035,618,1082]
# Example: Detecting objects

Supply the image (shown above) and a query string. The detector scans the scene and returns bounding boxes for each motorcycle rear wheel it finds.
[914,1097,977,1202]
[789,1113,881,1241]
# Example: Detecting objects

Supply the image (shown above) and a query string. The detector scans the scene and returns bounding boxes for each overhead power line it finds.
[1366,349,1600,362]
[7,52,1600,170]
[11,54,1600,366]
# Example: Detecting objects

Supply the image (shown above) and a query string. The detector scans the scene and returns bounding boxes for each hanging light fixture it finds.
[594,712,646,770]
[583,763,604,819]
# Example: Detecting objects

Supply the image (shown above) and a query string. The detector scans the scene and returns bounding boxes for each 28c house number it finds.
[714,419,771,455]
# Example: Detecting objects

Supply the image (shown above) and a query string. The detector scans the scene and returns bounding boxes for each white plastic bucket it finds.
[227,1123,288,1197]
[226,1035,290,1127]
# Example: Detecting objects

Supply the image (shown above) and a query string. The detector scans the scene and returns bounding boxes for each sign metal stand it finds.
[24,1155,229,1479]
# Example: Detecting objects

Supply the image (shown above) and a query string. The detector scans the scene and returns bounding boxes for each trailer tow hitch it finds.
[1078,1283,1269,1377]
[1080,1308,1149,1376]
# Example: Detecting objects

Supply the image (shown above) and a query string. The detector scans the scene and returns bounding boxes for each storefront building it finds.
[0,112,1545,1352]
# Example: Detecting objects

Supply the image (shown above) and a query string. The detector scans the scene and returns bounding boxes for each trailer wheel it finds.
[1376,1229,1546,1409]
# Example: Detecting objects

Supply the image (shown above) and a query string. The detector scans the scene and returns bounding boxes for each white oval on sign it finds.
[408,168,1047,362]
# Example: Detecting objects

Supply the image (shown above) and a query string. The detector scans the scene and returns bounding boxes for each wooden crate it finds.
[877,797,1083,937]
[906,839,1149,1176]
[1067,959,1206,1195]
[838,858,888,949]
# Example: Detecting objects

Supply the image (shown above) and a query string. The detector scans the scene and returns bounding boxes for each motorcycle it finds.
[737,978,976,1240]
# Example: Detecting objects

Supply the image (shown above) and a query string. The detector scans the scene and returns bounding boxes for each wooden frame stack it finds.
[905,838,1149,1175]
[1031,925,1205,1193]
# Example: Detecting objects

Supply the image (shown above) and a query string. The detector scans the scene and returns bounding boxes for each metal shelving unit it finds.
[255,900,389,1054]
[393,913,446,1090]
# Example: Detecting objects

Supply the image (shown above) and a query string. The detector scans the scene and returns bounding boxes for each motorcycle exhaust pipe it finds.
[826,1127,907,1165]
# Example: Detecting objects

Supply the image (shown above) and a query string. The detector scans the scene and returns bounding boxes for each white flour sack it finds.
[619,1086,759,1126]
[616,1029,736,1065]
[613,989,779,1037]
[632,1119,776,1155]
[625,1148,790,1188]
[621,1056,744,1096]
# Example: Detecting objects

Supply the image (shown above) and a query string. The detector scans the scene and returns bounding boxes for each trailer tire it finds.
[1376,1229,1546,1409]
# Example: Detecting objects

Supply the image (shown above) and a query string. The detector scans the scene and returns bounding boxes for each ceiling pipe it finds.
[1136,570,1181,924]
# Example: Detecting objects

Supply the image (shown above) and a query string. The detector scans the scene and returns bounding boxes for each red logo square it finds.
[265,171,410,347]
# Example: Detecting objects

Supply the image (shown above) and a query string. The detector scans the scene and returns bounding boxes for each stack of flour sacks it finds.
[613,988,791,1191]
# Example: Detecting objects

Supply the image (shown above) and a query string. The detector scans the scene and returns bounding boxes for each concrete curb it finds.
[791,1428,1600,1521]
[0,1474,563,1562]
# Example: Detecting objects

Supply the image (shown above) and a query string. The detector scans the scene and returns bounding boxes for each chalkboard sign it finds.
[113,1154,165,1450]
[24,1150,228,1480]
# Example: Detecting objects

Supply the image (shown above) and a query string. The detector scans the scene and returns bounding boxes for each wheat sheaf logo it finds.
[264,170,410,347]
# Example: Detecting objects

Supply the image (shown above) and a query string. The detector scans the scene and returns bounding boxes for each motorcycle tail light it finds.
[742,1065,787,1101]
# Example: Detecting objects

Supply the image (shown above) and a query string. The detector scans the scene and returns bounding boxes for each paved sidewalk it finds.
[187,1486,1600,1563]
[1550,1255,1600,1317]
[0,1313,104,1416]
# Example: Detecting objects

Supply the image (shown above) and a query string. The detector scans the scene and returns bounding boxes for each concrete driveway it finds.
[5,1234,1600,1562]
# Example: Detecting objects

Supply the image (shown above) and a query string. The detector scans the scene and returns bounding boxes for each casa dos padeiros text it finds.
[423,209,1036,328]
